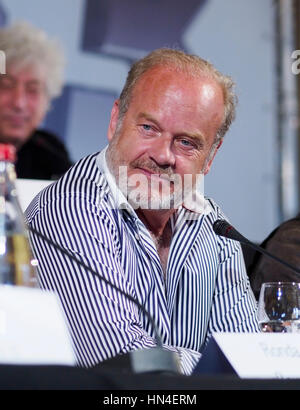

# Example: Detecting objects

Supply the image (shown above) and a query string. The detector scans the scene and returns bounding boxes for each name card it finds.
[212,332,300,379]
[0,286,75,365]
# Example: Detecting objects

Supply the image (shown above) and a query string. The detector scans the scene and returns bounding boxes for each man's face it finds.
[0,63,49,148]
[107,66,224,210]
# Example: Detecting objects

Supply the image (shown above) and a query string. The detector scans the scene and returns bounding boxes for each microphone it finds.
[213,219,300,275]
[27,225,180,374]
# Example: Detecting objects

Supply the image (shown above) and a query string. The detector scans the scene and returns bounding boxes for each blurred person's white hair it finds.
[0,21,65,100]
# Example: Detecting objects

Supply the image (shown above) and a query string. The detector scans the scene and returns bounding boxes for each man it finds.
[26,48,259,375]
[0,22,72,180]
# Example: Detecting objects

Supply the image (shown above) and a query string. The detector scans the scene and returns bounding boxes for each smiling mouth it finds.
[136,167,172,182]
[3,115,28,127]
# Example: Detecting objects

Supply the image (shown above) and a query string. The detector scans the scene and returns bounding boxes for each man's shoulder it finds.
[204,197,229,222]
[25,152,111,219]
[49,152,110,202]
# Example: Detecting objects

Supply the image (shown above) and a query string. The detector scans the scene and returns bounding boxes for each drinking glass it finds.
[258,282,300,333]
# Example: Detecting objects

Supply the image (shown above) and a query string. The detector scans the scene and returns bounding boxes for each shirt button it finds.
[135,232,140,241]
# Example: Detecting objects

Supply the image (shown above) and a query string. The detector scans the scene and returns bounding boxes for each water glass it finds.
[258,282,300,333]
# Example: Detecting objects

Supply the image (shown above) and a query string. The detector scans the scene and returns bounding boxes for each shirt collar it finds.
[96,146,137,217]
[96,146,213,217]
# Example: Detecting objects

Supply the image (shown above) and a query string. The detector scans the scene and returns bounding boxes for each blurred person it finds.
[249,214,300,300]
[0,21,72,180]
[26,48,259,375]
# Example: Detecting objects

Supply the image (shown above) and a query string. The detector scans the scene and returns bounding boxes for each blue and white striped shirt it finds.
[25,148,259,375]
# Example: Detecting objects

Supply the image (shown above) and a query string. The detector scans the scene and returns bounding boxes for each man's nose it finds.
[149,136,175,169]
[11,84,27,110]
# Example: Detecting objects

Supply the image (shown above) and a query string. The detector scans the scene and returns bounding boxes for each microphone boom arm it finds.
[242,238,300,275]
[26,224,182,374]
[27,225,164,347]
[213,219,300,276]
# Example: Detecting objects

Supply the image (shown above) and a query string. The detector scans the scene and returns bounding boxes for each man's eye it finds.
[26,82,46,96]
[26,86,41,95]
[0,78,14,89]
[142,124,152,131]
[180,139,193,147]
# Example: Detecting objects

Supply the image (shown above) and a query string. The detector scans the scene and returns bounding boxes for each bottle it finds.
[0,144,37,287]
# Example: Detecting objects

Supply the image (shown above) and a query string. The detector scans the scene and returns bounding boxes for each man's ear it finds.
[108,99,120,142]
[203,139,223,175]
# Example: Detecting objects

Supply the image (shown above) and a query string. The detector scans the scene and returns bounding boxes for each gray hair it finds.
[118,48,237,143]
[0,21,65,100]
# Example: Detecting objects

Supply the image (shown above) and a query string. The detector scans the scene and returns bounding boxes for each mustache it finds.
[130,158,174,178]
